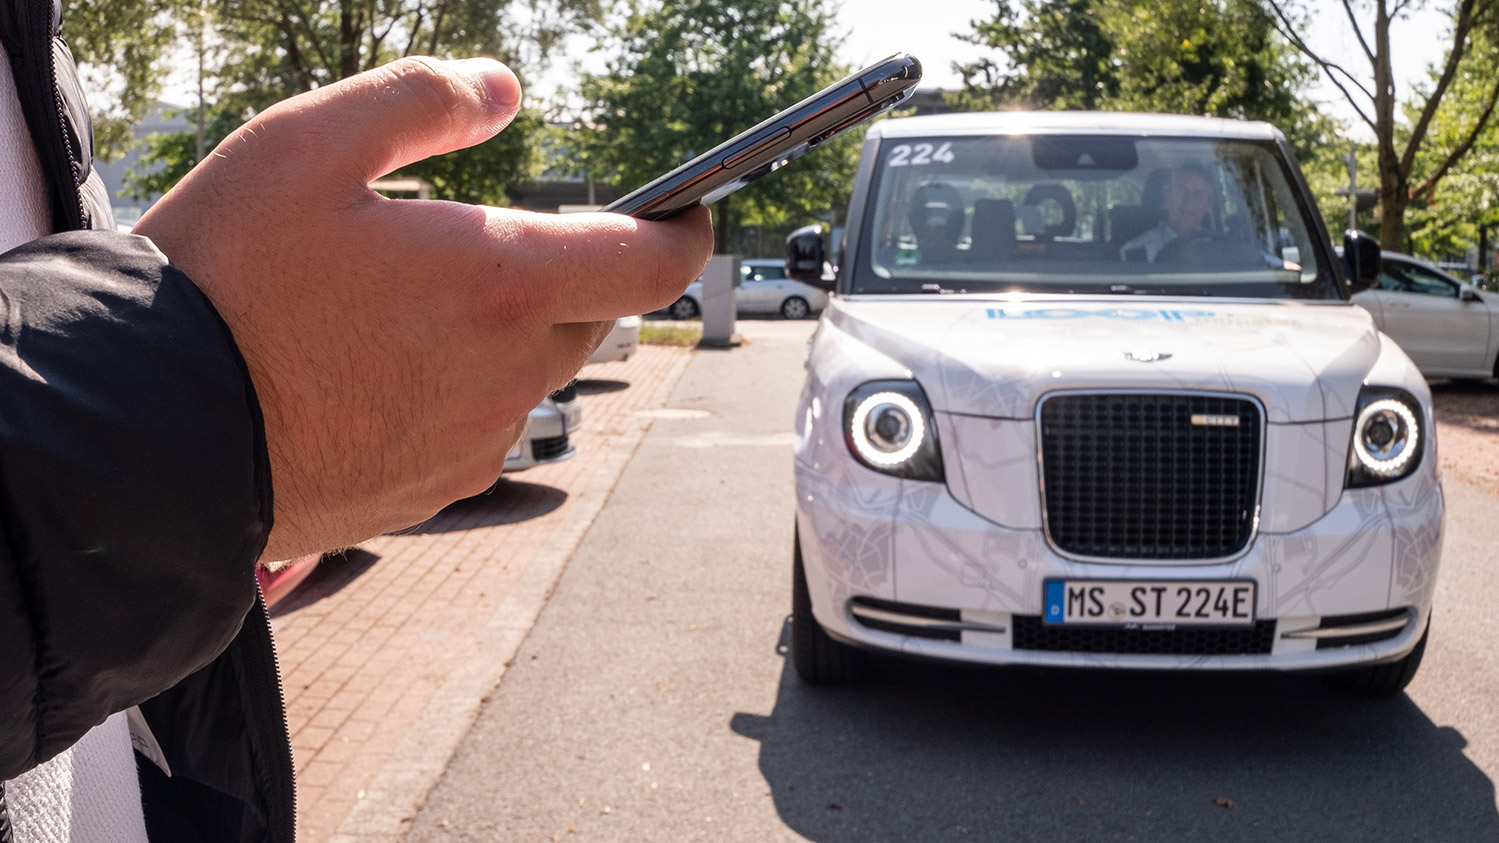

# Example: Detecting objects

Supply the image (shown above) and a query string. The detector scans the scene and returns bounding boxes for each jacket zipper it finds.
[32,0,85,229]
[245,581,298,843]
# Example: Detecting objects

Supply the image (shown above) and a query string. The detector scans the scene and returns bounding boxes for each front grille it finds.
[1013,615,1275,655]
[532,434,570,461]
[1039,392,1262,560]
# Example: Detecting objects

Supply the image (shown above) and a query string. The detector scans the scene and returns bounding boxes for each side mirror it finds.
[1343,229,1381,293]
[786,224,834,292]
[1461,286,1480,302]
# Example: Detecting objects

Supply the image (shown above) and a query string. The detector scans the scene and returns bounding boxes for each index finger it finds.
[483,204,715,324]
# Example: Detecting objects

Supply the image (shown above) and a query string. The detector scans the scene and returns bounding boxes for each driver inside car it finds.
[1119,166,1214,262]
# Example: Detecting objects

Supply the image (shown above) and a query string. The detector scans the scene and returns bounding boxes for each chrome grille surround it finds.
[1036,390,1266,563]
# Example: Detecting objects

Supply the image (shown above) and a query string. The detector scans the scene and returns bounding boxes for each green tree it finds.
[574,0,856,251]
[1386,26,1499,261]
[952,0,1116,111]
[1104,0,1334,157]
[66,0,185,161]
[953,0,1333,158]
[128,0,598,204]
[1265,0,1499,251]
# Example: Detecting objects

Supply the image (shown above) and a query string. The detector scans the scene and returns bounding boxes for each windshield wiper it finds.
[1099,284,1214,296]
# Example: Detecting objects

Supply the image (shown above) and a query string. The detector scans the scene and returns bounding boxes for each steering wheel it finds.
[1152,231,1222,264]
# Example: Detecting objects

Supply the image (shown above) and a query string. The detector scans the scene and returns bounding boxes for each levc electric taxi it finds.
[790,113,1444,694]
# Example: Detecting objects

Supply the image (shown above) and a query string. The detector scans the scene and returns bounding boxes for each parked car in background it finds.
[504,383,581,472]
[792,111,1443,695]
[1352,251,1499,381]
[588,315,641,364]
[666,258,830,320]
[1435,261,1478,283]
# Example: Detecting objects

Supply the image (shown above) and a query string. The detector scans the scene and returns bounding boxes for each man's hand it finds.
[135,57,713,561]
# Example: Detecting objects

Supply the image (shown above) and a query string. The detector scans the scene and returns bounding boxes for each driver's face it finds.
[1164,170,1212,235]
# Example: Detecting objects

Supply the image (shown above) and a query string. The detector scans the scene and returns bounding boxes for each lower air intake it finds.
[1012,615,1275,655]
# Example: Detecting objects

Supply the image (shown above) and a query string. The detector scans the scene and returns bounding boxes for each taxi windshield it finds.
[851,134,1340,299]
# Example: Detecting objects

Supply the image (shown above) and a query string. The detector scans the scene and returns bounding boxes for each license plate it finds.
[1044,580,1256,627]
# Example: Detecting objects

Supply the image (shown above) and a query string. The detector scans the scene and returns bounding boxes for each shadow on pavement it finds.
[404,480,569,534]
[575,378,631,396]
[270,548,380,617]
[732,619,1499,843]
[1431,379,1499,435]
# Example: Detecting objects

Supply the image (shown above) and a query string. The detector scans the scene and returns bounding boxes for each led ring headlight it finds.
[1353,398,1419,478]
[850,392,926,466]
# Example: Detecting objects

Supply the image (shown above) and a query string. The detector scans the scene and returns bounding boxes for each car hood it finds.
[826,296,1380,422]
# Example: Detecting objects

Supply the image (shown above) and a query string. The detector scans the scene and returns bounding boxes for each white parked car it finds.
[587,315,642,364]
[791,112,1443,695]
[1351,251,1499,381]
[666,258,829,320]
[503,383,580,472]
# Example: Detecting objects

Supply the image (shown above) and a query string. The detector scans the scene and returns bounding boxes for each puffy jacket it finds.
[0,0,294,840]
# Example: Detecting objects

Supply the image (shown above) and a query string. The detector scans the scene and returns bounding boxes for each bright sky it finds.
[837,0,991,90]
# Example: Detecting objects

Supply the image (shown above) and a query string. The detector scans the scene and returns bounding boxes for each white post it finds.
[699,254,739,347]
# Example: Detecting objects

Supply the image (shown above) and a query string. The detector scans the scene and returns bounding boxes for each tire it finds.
[668,296,699,320]
[791,527,869,684]
[1330,620,1429,696]
[780,296,811,320]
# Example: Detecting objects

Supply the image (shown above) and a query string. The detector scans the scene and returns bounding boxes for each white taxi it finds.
[790,112,1444,694]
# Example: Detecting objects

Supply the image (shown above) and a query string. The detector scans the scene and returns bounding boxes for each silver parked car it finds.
[503,383,581,472]
[1352,251,1499,381]
[587,315,641,364]
[666,258,829,320]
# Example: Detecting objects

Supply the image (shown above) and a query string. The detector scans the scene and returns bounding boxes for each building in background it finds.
[93,101,190,228]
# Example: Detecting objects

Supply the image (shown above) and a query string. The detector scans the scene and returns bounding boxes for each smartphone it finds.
[603,53,923,221]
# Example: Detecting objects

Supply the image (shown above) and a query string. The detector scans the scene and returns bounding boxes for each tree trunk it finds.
[339,0,360,79]
[1378,183,1408,252]
[1373,1,1405,251]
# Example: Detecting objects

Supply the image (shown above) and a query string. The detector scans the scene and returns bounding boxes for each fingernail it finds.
[451,57,521,109]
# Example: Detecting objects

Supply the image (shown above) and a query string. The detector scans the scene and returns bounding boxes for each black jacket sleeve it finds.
[0,230,272,780]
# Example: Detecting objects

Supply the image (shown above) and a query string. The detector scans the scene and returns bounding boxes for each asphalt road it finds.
[405,320,1499,843]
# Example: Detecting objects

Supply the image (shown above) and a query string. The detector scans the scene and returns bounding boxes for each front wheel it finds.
[668,296,699,320]
[780,296,811,320]
[791,527,869,684]
[1330,620,1429,696]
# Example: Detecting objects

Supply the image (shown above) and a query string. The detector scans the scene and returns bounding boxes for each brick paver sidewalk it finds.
[266,343,694,843]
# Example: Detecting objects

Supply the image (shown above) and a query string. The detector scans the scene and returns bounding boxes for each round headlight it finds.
[1353,398,1419,477]
[849,391,926,467]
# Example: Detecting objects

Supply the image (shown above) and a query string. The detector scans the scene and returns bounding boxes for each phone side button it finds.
[722,127,792,170]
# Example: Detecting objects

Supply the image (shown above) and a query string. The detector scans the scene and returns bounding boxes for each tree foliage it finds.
[953,0,1334,159]
[1394,27,1499,259]
[124,0,597,204]
[1265,0,1499,250]
[951,0,1115,111]
[573,0,856,251]
[65,0,183,161]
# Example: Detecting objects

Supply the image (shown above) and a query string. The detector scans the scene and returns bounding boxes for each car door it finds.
[1376,260,1493,375]
[737,264,777,314]
[756,263,798,315]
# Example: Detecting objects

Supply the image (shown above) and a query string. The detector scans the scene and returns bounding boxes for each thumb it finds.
[263,56,522,185]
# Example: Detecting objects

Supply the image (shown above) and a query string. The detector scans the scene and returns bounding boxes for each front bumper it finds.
[794,459,1444,672]
[504,397,582,472]
[588,315,642,365]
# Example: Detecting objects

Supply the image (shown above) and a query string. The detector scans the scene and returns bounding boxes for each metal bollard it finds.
[699,254,739,347]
